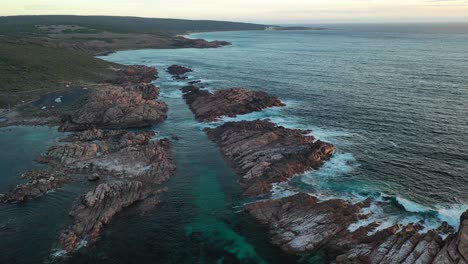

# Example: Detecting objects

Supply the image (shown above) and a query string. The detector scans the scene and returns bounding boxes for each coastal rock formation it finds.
[58,181,152,253]
[59,65,167,132]
[44,129,176,253]
[246,192,468,264]
[245,193,370,254]
[167,65,193,75]
[38,130,176,184]
[0,170,70,203]
[110,65,159,85]
[59,84,168,131]
[182,87,285,122]
[205,120,335,196]
[172,37,231,49]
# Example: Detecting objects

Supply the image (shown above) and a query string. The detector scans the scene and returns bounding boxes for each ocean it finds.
[1,23,467,263]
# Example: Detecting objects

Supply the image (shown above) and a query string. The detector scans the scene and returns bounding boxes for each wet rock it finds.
[166,65,193,75]
[171,135,180,141]
[205,120,335,196]
[182,87,285,122]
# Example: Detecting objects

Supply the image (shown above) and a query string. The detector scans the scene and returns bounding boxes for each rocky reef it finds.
[182,87,285,122]
[59,65,167,132]
[205,120,335,196]
[0,170,70,203]
[246,192,468,264]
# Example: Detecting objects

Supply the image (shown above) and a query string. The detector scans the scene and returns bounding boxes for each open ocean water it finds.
[1,23,467,263]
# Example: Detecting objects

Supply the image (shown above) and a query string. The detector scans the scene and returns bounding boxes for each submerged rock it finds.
[205,120,335,196]
[182,87,285,122]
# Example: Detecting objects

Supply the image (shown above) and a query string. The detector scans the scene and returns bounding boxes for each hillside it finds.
[0,40,118,108]
[0,15,268,36]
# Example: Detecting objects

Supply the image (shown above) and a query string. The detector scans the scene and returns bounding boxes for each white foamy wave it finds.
[435,204,468,229]
[270,182,298,200]
[395,196,431,213]
[301,153,358,186]
[160,89,183,99]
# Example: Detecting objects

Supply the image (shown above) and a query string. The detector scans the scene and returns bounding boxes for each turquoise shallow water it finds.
[1,24,468,263]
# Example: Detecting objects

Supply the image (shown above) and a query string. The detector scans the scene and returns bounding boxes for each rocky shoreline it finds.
[0,65,176,255]
[180,72,468,263]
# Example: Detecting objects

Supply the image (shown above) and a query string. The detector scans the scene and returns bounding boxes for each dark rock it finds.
[188,80,201,85]
[166,65,192,75]
[171,135,180,141]
[182,87,285,122]
[205,120,335,196]
[87,174,100,182]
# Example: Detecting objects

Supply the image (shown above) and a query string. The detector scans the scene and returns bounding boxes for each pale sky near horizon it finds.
[1,0,467,24]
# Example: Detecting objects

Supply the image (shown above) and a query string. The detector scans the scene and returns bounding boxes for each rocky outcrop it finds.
[182,87,285,122]
[59,65,167,132]
[0,170,70,203]
[205,120,335,196]
[246,191,468,264]
[41,129,176,253]
[167,65,192,75]
[110,65,159,85]
[59,84,167,131]
[38,130,176,184]
[246,193,369,254]
[172,37,231,49]
[58,181,152,253]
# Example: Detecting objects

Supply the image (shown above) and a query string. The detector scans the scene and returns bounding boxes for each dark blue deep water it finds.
[1,24,467,263]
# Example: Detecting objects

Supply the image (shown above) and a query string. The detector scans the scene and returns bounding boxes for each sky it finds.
[1,0,467,24]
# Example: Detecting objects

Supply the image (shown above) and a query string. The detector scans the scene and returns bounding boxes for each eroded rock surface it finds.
[182,87,285,122]
[59,65,167,132]
[246,191,468,264]
[58,181,151,253]
[38,129,175,184]
[205,120,335,196]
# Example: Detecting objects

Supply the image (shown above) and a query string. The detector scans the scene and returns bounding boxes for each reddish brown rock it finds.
[58,181,151,253]
[182,87,285,122]
[59,84,168,131]
[245,193,368,254]
[38,130,176,184]
[205,120,335,196]
[110,65,159,85]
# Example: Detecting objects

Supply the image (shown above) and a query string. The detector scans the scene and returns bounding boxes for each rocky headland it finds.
[182,86,285,122]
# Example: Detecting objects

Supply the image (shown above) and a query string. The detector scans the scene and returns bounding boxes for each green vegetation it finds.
[0,15,268,36]
[0,41,116,107]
